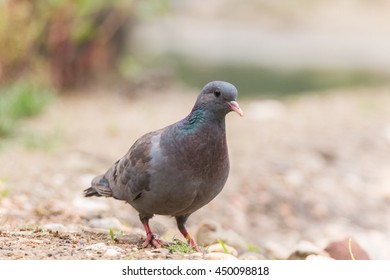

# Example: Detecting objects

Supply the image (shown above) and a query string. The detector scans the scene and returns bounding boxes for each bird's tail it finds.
[83,175,113,197]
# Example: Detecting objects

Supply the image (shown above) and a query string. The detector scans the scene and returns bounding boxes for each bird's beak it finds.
[228,100,244,117]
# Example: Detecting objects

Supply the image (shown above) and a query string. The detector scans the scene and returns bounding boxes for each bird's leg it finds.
[140,216,166,248]
[178,225,197,247]
[176,216,203,252]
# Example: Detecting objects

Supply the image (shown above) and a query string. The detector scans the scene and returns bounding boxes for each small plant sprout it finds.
[348,237,356,260]
[218,239,230,254]
[109,228,117,243]
[247,243,262,254]
[167,238,194,254]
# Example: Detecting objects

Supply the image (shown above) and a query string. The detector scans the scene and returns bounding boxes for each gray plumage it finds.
[84,81,243,249]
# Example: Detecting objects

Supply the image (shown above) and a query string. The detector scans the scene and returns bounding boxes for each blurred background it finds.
[1,0,390,259]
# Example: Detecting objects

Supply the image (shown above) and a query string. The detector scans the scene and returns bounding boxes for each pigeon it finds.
[84,81,243,249]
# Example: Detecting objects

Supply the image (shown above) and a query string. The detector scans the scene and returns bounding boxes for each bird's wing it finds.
[107,130,160,202]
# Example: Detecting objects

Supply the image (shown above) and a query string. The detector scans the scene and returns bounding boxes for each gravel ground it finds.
[1,85,390,259]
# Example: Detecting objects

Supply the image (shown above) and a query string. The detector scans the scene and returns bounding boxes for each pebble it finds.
[85,242,125,258]
[204,252,238,260]
[288,240,329,260]
[324,238,370,260]
[85,242,108,251]
[189,252,204,260]
[263,241,291,259]
[207,243,238,257]
[103,248,123,258]
[115,233,143,244]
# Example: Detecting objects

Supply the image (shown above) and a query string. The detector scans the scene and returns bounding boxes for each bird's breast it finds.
[134,124,230,216]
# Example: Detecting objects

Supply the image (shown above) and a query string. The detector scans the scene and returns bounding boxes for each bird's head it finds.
[195,81,243,117]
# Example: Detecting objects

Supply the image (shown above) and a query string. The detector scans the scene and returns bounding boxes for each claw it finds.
[142,236,167,248]
[141,218,167,248]
[178,226,204,253]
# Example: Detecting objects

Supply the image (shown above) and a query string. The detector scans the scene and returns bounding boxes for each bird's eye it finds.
[214,90,221,97]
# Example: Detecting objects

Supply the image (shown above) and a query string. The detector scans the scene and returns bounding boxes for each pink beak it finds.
[228,100,244,117]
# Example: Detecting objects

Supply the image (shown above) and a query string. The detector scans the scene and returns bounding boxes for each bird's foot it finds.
[178,226,204,253]
[142,234,167,248]
[187,237,205,253]
[193,244,205,254]
[141,218,167,248]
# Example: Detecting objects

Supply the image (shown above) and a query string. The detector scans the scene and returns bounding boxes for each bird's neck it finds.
[179,107,225,135]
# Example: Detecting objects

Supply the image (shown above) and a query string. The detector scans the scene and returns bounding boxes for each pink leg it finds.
[141,221,160,248]
[176,215,203,252]
[141,217,167,248]
[178,226,197,247]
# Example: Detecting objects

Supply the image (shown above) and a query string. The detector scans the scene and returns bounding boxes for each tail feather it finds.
[83,175,112,197]
[83,187,99,197]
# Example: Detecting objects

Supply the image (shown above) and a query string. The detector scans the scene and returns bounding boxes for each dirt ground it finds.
[1,85,390,259]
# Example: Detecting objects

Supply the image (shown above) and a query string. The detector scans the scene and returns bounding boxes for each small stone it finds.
[324,238,370,260]
[288,240,328,260]
[189,252,204,260]
[207,243,238,256]
[85,242,108,251]
[115,233,143,244]
[84,243,124,258]
[264,241,290,259]
[204,252,238,260]
[42,223,67,233]
[103,248,122,258]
